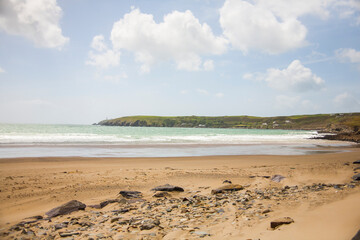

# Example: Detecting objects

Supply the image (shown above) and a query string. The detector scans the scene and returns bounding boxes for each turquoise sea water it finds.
[0,124,350,158]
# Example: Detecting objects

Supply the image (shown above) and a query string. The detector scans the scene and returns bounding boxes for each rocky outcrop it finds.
[45,200,86,218]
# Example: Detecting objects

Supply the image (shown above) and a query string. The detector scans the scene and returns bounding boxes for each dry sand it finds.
[0,146,360,239]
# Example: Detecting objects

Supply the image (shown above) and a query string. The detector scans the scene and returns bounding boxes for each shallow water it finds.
[0,124,352,158]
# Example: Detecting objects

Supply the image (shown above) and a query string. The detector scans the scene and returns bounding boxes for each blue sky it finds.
[0,0,359,124]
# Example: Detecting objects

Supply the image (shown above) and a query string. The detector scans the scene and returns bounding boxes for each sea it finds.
[0,123,353,158]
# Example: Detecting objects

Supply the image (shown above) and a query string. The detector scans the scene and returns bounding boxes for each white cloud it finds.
[0,0,69,49]
[254,0,333,20]
[334,0,360,24]
[110,8,227,72]
[219,0,308,54]
[243,72,264,82]
[334,92,360,110]
[86,35,120,69]
[264,60,325,92]
[215,92,224,98]
[91,35,107,52]
[203,60,214,71]
[335,48,360,63]
[0,67,5,73]
[197,89,209,95]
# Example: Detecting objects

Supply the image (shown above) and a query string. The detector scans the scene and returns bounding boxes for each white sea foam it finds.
[0,131,319,145]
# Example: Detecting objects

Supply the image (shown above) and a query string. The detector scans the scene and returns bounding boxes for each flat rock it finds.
[270,217,294,229]
[353,160,360,164]
[119,191,143,199]
[46,200,86,218]
[211,184,243,194]
[151,184,184,192]
[153,192,172,198]
[59,232,80,237]
[88,199,120,209]
[352,173,360,181]
[271,175,286,183]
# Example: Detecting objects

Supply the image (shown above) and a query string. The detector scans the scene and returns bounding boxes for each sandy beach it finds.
[1,146,360,239]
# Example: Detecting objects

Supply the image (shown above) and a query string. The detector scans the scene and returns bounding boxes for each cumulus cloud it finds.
[110,8,227,72]
[264,60,325,92]
[86,35,120,69]
[0,0,69,49]
[219,0,307,54]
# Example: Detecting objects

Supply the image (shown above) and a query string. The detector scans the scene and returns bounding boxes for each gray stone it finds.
[54,223,67,230]
[59,232,80,237]
[153,192,172,198]
[352,173,360,181]
[211,184,243,194]
[46,200,86,218]
[271,175,286,183]
[119,191,143,199]
[151,184,184,192]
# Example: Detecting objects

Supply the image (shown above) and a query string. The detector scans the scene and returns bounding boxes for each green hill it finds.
[98,113,360,132]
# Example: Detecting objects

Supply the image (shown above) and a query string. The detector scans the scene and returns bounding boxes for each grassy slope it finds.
[98,113,360,131]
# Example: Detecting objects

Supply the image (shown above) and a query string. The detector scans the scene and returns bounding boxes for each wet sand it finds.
[0,146,359,239]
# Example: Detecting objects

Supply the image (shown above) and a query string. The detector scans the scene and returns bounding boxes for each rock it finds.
[46,200,86,218]
[192,231,211,237]
[59,232,80,237]
[139,219,160,230]
[119,191,143,199]
[211,184,243,194]
[153,192,171,198]
[271,175,285,183]
[223,180,232,184]
[54,223,67,230]
[111,217,121,223]
[353,160,360,164]
[88,199,119,209]
[151,184,184,192]
[270,217,294,229]
[352,229,360,240]
[352,173,360,181]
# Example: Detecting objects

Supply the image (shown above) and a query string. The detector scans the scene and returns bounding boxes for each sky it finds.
[0,0,359,124]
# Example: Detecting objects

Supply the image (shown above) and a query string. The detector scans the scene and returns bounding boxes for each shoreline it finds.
[1,146,360,239]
